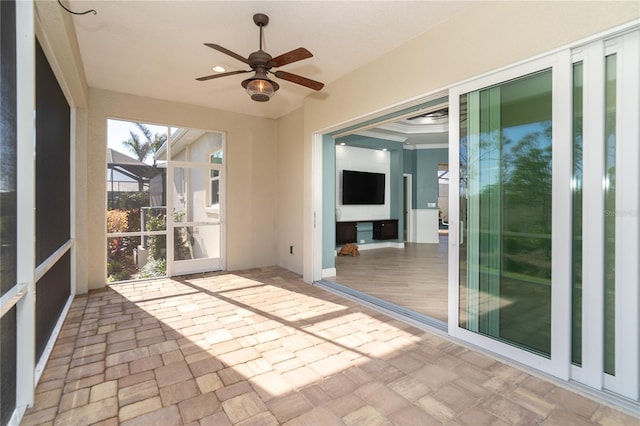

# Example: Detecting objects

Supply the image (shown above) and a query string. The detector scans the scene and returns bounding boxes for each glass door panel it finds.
[459,69,553,357]
[603,53,616,377]
[571,61,583,367]
[170,164,222,275]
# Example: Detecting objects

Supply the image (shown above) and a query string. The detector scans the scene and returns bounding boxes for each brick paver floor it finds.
[21,267,638,425]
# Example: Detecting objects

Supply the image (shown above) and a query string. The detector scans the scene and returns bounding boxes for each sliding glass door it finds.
[450,28,639,401]
[459,69,553,357]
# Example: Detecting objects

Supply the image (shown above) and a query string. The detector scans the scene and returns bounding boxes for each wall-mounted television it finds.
[342,170,385,205]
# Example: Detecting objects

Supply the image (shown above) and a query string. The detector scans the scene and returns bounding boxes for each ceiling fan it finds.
[196,13,324,102]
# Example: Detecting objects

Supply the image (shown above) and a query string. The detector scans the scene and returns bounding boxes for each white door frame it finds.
[403,173,414,243]
[167,134,226,277]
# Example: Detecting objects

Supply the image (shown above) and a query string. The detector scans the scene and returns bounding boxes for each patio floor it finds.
[21,267,637,425]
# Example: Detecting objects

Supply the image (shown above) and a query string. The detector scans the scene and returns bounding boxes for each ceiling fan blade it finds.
[273,70,324,91]
[268,47,313,68]
[196,70,250,81]
[204,43,249,64]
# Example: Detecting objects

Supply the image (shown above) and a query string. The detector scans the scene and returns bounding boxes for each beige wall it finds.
[298,1,639,281]
[36,0,639,287]
[37,1,281,292]
[276,108,305,274]
[86,89,278,290]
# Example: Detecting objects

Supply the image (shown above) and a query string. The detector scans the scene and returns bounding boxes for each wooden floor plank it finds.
[329,235,449,322]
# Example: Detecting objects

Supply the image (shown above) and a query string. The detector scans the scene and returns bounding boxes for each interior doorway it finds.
[320,97,450,327]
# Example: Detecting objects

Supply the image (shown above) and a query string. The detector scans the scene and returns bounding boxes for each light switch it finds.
[427,202,436,208]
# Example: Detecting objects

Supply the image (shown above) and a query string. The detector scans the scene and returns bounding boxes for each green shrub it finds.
[146,212,167,260]
[139,258,166,278]
[107,260,131,282]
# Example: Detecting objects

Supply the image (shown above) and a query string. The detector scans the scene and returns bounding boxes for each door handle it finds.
[460,221,464,245]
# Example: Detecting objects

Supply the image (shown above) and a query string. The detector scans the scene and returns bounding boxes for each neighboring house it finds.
[106,148,163,209]
[1,1,638,424]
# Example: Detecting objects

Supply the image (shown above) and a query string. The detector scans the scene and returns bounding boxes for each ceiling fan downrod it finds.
[254,13,269,51]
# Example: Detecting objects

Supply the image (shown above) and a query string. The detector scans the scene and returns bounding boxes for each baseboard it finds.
[355,241,405,251]
[322,267,337,278]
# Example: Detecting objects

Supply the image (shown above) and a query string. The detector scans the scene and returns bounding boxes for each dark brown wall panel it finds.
[34,38,72,360]
[0,307,17,426]
[1,1,18,424]
[35,39,71,265]
[1,0,18,297]
[35,251,71,360]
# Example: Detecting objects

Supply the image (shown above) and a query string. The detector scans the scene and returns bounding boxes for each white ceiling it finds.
[69,0,470,121]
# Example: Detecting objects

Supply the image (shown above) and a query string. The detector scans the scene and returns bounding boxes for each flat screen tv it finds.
[342,170,385,205]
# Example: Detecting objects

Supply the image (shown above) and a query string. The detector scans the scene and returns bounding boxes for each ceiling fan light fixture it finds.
[246,78,275,102]
[242,71,280,102]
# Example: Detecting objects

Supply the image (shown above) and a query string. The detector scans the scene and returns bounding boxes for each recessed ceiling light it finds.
[212,65,226,73]
[339,142,346,146]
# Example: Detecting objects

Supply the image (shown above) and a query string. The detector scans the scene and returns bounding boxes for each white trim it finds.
[321,267,337,279]
[609,30,639,400]
[166,127,174,277]
[107,230,167,238]
[309,133,324,283]
[0,283,28,318]
[8,406,27,426]
[406,143,449,150]
[172,257,222,276]
[34,240,73,282]
[403,173,413,243]
[455,328,555,373]
[70,108,78,297]
[378,121,448,135]
[447,88,461,335]
[354,130,407,143]
[34,295,74,385]
[356,241,405,251]
[15,0,36,413]
[581,39,606,391]
[218,133,227,271]
[551,48,573,380]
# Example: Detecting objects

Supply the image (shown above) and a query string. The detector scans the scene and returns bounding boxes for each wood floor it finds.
[329,234,448,322]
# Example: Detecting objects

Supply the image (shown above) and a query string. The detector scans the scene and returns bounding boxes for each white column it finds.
[15,0,36,412]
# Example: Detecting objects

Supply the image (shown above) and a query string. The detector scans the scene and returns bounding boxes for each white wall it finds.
[415,209,440,244]
[335,145,390,221]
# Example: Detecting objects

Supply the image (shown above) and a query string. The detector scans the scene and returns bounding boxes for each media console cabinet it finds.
[336,219,399,244]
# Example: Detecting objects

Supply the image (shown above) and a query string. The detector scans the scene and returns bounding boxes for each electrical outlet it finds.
[360,239,365,244]
[289,245,294,254]
[427,202,436,208]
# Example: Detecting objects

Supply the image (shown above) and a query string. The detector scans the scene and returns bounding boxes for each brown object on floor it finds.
[338,243,360,256]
